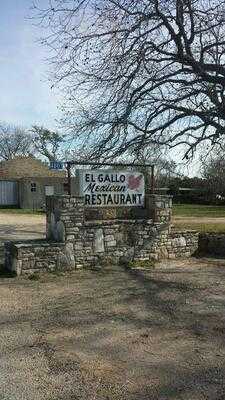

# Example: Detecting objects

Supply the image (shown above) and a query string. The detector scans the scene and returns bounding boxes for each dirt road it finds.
[0,213,45,241]
[174,215,225,224]
[1,259,225,399]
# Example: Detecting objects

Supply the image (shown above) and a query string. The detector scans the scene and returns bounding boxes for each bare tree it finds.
[201,138,225,196]
[0,123,33,160]
[33,0,225,160]
[202,155,225,197]
[30,125,65,161]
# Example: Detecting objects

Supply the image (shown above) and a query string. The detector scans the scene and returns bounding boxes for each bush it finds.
[28,273,40,281]
[126,259,155,270]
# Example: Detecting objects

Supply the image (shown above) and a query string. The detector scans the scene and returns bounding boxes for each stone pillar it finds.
[146,194,172,224]
[46,195,85,269]
[46,195,85,242]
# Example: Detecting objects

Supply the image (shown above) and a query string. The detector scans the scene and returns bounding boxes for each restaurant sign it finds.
[78,170,145,207]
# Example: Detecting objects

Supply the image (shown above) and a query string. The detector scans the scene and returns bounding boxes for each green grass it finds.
[0,207,44,215]
[28,273,40,281]
[127,259,155,270]
[173,204,225,232]
[173,204,225,218]
[174,222,225,233]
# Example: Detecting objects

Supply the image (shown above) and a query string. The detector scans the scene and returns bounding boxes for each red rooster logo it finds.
[127,174,143,190]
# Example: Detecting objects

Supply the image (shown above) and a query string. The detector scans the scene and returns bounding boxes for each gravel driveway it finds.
[1,259,225,399]
[0,213,45,241]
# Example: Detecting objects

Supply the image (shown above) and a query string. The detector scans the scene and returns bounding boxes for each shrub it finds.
[126,259,155,270]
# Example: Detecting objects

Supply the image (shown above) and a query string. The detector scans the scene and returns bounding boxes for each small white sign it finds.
[78,170,145,207]
[45,186,54,196]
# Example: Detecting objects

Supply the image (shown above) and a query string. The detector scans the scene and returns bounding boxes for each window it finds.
[31,182,37,192]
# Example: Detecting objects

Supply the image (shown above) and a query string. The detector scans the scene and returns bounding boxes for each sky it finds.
[0,0,60,129]
[0,1,201,176]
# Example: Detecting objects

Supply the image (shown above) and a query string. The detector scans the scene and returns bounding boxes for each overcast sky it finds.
[0,1,60,129]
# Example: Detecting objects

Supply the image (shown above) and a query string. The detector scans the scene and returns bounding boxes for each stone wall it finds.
[4,228,199,276]
[4,241,70,275]
[146,194,173,223]
[80,220,169,266]
[164,230,199,259]
[4,195,199,275]
[198,233,225,257]
[45,195,174,268]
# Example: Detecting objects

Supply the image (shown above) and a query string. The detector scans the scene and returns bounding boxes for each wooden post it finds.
[150,165,155,194]
[66,162,72,195]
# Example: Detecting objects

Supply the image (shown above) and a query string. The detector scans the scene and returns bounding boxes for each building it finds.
[0,157,67,209]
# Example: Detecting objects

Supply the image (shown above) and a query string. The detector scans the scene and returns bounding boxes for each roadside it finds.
[173,204,225,232]
[1,259,225,399]
[173,216,225,233]
[173,204,225,217]
[1,205,225,238]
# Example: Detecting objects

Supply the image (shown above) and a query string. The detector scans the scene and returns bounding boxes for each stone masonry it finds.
[5,195,199,275]
[146,194,173,223]
[5,241,67,276]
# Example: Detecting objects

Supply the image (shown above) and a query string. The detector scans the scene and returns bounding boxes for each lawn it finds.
[174,222,225,233]
[0,207,43,215]
[173,204,225,218]
[173,204,225,232]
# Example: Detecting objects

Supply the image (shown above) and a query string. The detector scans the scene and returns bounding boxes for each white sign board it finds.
[78,170,145,207]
